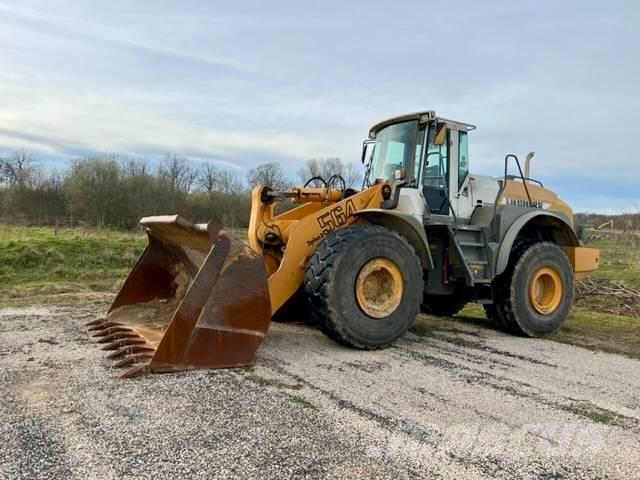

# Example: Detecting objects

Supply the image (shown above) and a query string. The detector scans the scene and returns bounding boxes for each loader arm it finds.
[248,183,387,314]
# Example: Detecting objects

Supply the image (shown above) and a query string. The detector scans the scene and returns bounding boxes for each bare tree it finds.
[217,170,242,194]
[158,154,196,193]
[344,161,363,188]
[298,158,362,188]
[0,156,6,185]
[2,149,37,186]
[121,157,150,177]
[196,163,243,195]
[247,162,290,190]
[197,162,221,194]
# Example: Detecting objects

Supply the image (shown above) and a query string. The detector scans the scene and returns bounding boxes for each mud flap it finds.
[86,215,271,378]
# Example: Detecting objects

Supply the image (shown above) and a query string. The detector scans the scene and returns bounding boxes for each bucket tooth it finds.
[106,345,156,360]
[121,364,151,379]
[87,323,109,332]
[88,321,122,332]
[92,327,134,339]
[113,353,153,369]
[100,338,146,351]
[85,318,106,327]
[96,332,140,344]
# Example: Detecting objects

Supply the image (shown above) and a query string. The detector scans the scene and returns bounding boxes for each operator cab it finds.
[362,111,481,219]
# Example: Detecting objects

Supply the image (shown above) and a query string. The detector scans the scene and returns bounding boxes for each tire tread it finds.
[304,224,422,349]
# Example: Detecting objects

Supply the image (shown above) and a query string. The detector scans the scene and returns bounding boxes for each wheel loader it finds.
[87,110,600,377]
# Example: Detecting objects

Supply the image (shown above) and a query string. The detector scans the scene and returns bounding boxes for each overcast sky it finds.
[0,1,638,212]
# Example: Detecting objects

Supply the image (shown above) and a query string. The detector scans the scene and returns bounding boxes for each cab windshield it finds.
[367,120,421,185]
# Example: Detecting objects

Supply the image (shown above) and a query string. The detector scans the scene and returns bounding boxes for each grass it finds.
[0,224,145,302]
[587,239,640,289]
[569,401,633,427]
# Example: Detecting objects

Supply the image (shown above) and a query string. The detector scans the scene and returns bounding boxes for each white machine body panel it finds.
[395,188,426,223]
[453,174,501,218]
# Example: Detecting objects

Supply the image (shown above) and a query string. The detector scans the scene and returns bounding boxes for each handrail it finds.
[504,154,532,204]
[491,154,533,236]
[504,174,544,188]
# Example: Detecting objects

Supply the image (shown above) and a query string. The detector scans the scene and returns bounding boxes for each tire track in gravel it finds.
[3,306,640,479]
[255,319,640,479]
[254,356,615,480]
[390,342,640,433]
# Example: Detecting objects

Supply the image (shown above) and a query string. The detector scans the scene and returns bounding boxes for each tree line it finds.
[0,149,362,229]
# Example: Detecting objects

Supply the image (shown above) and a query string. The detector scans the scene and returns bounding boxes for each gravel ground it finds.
[0,305,639,480]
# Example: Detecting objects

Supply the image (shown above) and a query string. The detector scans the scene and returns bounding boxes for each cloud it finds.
[0,0,638,211]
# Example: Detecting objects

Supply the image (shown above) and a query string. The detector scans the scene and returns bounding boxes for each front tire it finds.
[491,242,573,336]
[304,224,423,349]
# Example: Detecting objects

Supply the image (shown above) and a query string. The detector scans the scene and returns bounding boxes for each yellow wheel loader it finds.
[87,111,600,377]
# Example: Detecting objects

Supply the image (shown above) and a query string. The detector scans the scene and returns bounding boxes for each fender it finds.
[495,210,579,276]
[354,209,434,270]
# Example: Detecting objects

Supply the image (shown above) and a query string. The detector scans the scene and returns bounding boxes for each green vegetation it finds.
[572,238,640,318]
[243,372,315,408]
[589,238,640,288]
[0,151,359,229]
[568,401,634,428]
[245,373,303,391]
[288,395,317,410]
[0,224,145,304]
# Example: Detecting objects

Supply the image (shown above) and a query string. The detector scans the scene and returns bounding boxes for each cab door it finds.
[422,123,450,215]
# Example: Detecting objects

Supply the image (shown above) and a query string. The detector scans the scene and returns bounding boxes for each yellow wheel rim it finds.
[355,257,404,319]
[528,266,563,315]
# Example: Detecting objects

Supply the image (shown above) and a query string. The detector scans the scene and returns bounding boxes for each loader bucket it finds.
[86,215,271,378]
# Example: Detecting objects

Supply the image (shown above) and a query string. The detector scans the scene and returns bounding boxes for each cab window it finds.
[458,131,469,189]
[423,127,449,188]
[368,120,417,184]
[411,125,426,186]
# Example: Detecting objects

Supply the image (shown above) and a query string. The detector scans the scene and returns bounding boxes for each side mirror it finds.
[433,122,447,146]
[361,139,375,165]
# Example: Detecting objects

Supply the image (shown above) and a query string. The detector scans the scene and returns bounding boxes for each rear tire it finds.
[490,241,573,337]
[304,224,423,349]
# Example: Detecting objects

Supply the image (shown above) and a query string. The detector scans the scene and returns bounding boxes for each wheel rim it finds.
[355,258,404,319]
[528,266,563,315]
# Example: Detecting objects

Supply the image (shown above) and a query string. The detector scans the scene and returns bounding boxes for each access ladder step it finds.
[467,260,488,266]
[459,241,485,248]
[455,225,483,232]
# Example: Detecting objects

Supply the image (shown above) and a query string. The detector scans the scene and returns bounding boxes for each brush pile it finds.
[575,278,640,317]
